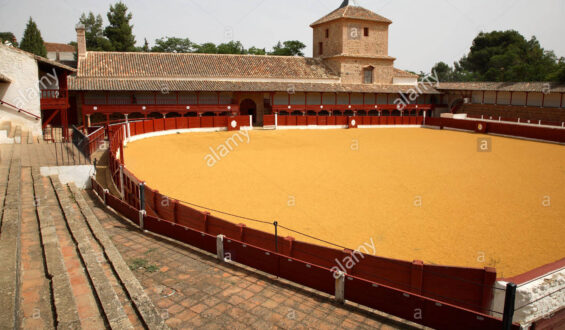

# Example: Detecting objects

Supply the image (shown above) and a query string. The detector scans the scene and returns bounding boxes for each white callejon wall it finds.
[392,77,418,86]
[491,268,565,328]
[0,45,42,135]
[40,165,96,189]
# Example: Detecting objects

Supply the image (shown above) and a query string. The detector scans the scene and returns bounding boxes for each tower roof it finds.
[311,3,392,27]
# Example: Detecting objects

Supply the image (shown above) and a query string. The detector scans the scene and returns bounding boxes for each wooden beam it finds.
[42,109,60,129]
[482,91,485,104]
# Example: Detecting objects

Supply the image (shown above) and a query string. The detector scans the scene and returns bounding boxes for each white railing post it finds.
[335,271,345,304]
[275,113,278,129]
[216,235,224,260]
[249,115,252,128]
[139,210,146,231]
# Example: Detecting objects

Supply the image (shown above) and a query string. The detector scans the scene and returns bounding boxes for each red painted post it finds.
[525,92,529,107]
[410,260,424,295]
[119,143,124,165]
[561,93,564,108]
[481,267,497,314]
[203,211,210,233]
[482,91,485,104]
[541,92,545,108]
[495,91,498,105]
[284,236,295,257]
[237,223,246,241]
[509,91,513,105]
[173,200,178,224]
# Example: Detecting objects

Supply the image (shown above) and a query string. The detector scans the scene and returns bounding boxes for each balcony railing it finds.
[41,89,67,99]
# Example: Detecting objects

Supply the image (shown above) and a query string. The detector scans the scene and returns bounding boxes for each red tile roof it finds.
[44,42,76,53]
[0,44,76,72]
[311,5,392,27]
[78,52,339,80]
[68,76,440,94]
[437,82,565,93]
[393,68,418,78]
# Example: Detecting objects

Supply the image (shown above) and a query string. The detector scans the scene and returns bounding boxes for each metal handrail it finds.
[0,98,41,120]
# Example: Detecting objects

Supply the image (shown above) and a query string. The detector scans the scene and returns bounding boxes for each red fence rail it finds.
[94,117,527,329]
[265,114,425,127]
[426,117,565,144]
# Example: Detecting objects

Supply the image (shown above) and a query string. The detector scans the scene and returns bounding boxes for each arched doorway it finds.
[240,99,257,125]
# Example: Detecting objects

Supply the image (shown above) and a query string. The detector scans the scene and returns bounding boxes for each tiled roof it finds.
[436,82,565,93]
[393,68,418,78]
[44,42,76,53]
[68,77,440,94]
[0,72,12,83]
[78,52,339,80]
[0,44,76,72]
[311,5,392,27]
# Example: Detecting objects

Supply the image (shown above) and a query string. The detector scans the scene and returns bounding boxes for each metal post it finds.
[274,221,278,253]
[502,282,517,330]
[139,182,145,212]
[119,165,125,198]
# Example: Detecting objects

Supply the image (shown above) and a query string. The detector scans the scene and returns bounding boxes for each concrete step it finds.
[31,168,83,329]
[14,126,22,144]
[0,148,21,329]
[70,184,168,330]
[19,168,56,328]
[50,177,134,330]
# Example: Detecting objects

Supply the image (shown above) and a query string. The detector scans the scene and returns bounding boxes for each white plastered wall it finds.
[0,45,42,135]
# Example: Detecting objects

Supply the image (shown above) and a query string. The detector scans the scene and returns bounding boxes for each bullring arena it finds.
[123,127,565,278]
[1,0,565,329]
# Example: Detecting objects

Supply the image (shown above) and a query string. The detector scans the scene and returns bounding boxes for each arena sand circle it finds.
[123,128,565,278]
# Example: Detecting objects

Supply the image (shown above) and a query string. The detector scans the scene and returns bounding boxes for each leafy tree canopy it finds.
[217,41,245,54]
[103,2,136,52]
[79,12,113,51]
[151,37,194,53]
[269,40,306,56]
[0,32,18,47]
[430,30,565,83]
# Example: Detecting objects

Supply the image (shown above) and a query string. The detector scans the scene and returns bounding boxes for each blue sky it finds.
[1,0,564,73]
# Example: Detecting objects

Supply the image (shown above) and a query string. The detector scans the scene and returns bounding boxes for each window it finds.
[325,29,329,38]
[363,67,374,84]
[318,42,323,55]
[364,27,369,37]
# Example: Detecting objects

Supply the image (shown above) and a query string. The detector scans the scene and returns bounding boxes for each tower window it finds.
[363,67,374,84]
[364,27,369,37]
[325,29,329,38]
[318,42,323,55]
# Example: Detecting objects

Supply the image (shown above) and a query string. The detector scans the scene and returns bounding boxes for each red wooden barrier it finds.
[144,215,217,254]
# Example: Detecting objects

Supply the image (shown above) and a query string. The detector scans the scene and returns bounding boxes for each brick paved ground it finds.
[85,190,425,330]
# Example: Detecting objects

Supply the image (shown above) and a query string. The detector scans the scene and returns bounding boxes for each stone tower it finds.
[311,0,397,85]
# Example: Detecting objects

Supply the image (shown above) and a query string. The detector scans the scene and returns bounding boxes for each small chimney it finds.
[76,24,87,59]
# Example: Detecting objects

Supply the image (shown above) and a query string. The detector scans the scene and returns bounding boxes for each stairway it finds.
[0,149,167,329]
[0,121,36,144]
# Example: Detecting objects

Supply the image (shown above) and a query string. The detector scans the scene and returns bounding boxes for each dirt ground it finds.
[124,128,565,278]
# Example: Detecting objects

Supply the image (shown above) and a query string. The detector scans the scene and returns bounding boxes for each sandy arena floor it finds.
[124,128,565,277]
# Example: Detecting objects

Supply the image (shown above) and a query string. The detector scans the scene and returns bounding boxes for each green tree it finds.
[430,30,564,82]
[194,42,218,54]
[0,32,18,47]
[104,2,136,52]
[217,40,245,54]
[269,40,306,56]
[246,46,266,55]
[151,37,193,53]
[431,62,453,82]
[140,38,149,52]
[78,12,113,51]
[19,17,47,56]
[458,30,559,82]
